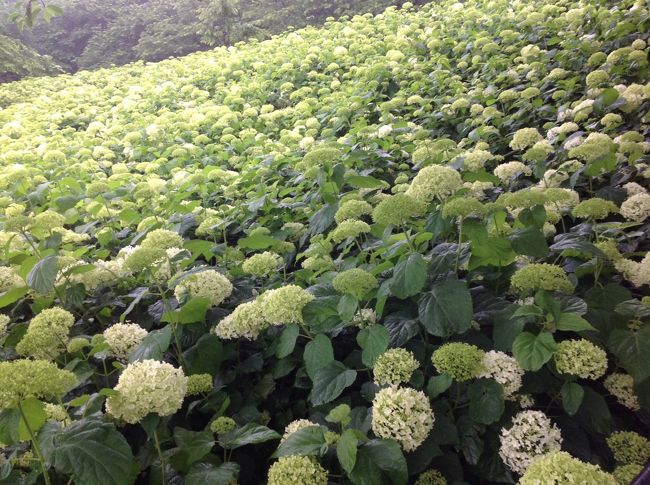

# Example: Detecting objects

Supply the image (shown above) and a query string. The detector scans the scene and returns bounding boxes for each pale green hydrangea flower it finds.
[510,128,543,150]
[330,219,371,243]
[620,193,650,222]
[16,307,75,360]
[607,431,650,465]
[373,348,419,386]
[0,359,76,409]
[415,469,447,485]
[405,165,462,202]
[554,339,607,380]
[431,343,485,382]
[604,373,640,411]
[371,386,434,451]
[141,229,183,250]
[519,451,616,484]
[105,360,187,424]
[103,323,148,360]
[572,198,618,219]
[174,269,233,307]
[479,351,524,398]
[372,193,426,226]
[510,263,573,294]
[242,251,283,277]
[332,268,378,300]
[267,456,328,485]
[494,161,532,183]
[0,266,24,293]
[499,410,562,474]
[258,285,314,325]
[214,300,268,340]
[613,464,643,485]
[44,403,68,422]
[210,416,236,434]
[187,374,213,396]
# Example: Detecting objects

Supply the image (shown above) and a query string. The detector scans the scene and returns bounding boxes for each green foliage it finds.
[0,0,648,483]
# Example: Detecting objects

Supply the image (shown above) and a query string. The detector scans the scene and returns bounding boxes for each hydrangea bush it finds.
[0,0,649,483]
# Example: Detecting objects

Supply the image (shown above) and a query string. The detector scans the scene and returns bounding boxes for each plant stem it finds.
[17,401,51,485]
[153,429,166,485]
[455,220,463,272]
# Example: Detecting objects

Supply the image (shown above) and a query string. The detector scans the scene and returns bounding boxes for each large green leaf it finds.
[468,379,504,425]
[418,279,472,338]
[561,382,584,416]
[509,227,549,258]
[53,418,136,485]
[349,439,407,485]
[555,313,595,332]
[26,255,58,294]
[512,331,556,371]
[390,253,427,299]
[608,327,650,383]
[17,398,47,442]
[311,361,357,406]
[357,325,389,367]
[273,426,326,457]
[170,428,215,471]
[129,326,172,362]
[276,323,299,358]
[304,333,334,380]
[221,423,280,450]
[185,462,239,485]
[337,429,358,474]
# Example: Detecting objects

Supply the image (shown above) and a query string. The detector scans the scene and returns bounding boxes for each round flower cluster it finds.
[124,247,167,273]
[335,199,373,223]
[267,456,328,485]
[405,165,462,202]
[186,374,213,395]
[281,419,319,442]
[103,323,148,360]
[0,359,76,408]
[0,314,9,340]
[371,386,434,451]
[494,161,532,183]
[0,266,24,293]
[330,219,371,243]
[213,300,268,340]
[441,197,484,219]
[620,193,650,222]
[431,343,485,382]
[66,337,89,354]
[16,307,75,360]
[174,269,233,307]
[568,132,615,163]
[372,193,426,226]
[461,149,495,172]
[332,268,378,300]
[479,351,524,398]
[614,253,650,288]
[571,198,618,220]
[373,348,419,386]
[415,469,447,485]
[141,229,184,250]
[510,263,573,294]
[510,128,543,151]
[105,359,188,424]
[553,339,608,380]
[302,146,342,168]
[44,403,68,422]
[521,451,616,484]
[210,416,236,435]
[353,308,376,328]
[604,373,640,410]
[258,285,314,325]
[242,251,283,277]
[613,464,643,485]
[499,410,563,474]
[606,431,650,465]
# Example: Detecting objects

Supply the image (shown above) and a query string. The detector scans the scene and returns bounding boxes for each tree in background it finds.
[7,0,62,28]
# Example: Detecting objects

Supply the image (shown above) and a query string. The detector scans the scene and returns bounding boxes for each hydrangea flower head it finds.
[431,343,485,382]
[554,339,607,380]
[332,268,378,300]
[373,348,419,386]
[16,307,75,360]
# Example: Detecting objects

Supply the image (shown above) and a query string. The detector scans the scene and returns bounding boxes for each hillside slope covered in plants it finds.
[0,0,649,484]
[0,33,61,82]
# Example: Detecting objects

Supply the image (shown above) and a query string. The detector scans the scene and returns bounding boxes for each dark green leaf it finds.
[509,227,549,258]
[26,255,58,294]
[357,325,389,367]
[390,253,427,299]
[426,374,452,399]
[608,327,650,383]
[512,331,556,371]
[350,439,407,485]
[311,361,357,406]
[18,398,46,442]
[337,429,358,474]
[274,426,325,457]
[468,379,504,425]
[304,333,334,380]
[555,313,595,332]
[561,382,584,416]
[276,323,299,359]
[418,279,472,338]
[186,462,239,485]
[129,326,173,363]
[170,428,215,470]
[221,423,280,450]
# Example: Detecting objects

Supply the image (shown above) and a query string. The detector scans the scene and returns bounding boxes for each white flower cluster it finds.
[174,269,233,307]
[478,351,524,398]
[499,410,562,475]
[372,386,433,451]
[604,373,640,411]
[103,323,148,360]
[106,359,188,424]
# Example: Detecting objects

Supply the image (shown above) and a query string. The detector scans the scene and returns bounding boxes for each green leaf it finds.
[337,429,358,474]
[350,439,408,485]
[509,227,549,258]
[608,327,650,383]
[17,398,46,442]
[512,331,557,371]
[561,382,584,416]
[0,287,29,309]
[304,334,334,380]
[311,361,357,406]
[186,462,239,485]
[276,323,299,358]
[468,379,504,425]
[357,325,389,367]
[0,409,20,445]
[337,294,358,322]
[273,426,326,457]
[390,253,427,299]
[555,313,595,332]
[26,255,58,294]
[170,428,215,471]
[53,418,136,485]
[129,326,172,363]
[162,297,210,324]
[238,234,281,250]
[426,374,452,399]
[418,279,472,338]
[221,423,280,450]
[184,334,223,375]
[326,404,351,427]
[345,175,389,189]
